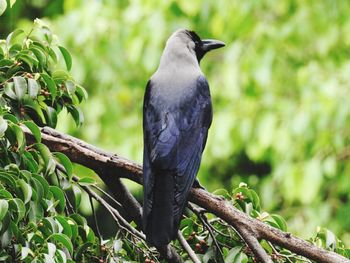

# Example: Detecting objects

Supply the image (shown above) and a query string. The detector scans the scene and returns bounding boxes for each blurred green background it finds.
[1,0,350,244]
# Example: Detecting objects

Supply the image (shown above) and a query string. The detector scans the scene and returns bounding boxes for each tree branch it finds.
[23,127,350,263]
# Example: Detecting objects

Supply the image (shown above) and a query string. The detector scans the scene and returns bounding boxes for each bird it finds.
[142,29,225,247]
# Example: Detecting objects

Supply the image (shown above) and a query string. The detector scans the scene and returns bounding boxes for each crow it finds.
[143,29,225,246]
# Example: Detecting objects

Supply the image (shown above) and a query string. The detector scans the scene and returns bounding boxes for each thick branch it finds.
[24,127,350,263]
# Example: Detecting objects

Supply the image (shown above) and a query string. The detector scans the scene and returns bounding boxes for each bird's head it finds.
[166,29,225,63]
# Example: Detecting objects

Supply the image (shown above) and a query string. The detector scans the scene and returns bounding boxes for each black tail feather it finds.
[145,172,177,246]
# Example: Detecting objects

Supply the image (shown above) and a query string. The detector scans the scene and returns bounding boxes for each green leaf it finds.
[0,199,9,221]
[234,252,248,263]
[21,247,34,260]
[8,198,25,223]
[44,106,58,128]
[35,143,56,175]
[65,80,75,94]
[49,233,73,255]
[67,105,84,126]
[9,0,16,8]
[30,177,44,201]
[0,172,16,189]
[0,189,13,199]
[23,151,39,172]
[270,214,287,232]
[58,46,72,71]
[0,0,7,16]
[6,29,24,46]
[16,179,32,204]
[74,242,93,261]
[13,76,27,100]
[55,216,72,238]
[41,73,57,99]
[30,45,46,68]
[32,174,49,197]
[0,59,13,68]
[0,116,8,137]
[8,123,25,151]
[1,223,13,247]
[78,177,95,186]
[23,121,41,142]
[17,53,38,70]
[75,85,88,102]
[52,70,70,82]
[72,185,81,209]
[225,246,242,263]
[3,113,19,124]
[4,82,17,99]
[49,186,66,213]
[53,152,73,179]
[47,242,56,258]
[27,78,40,98]
[28,200,44,223]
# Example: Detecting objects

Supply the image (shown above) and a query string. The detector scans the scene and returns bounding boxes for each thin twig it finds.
[89,194,102,239]
[188,203,224,262]
[177,231,201,263]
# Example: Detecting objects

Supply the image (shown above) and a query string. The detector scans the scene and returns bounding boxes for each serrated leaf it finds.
[23,121,41,142]
[58,46,72,71]
[0,199,9,221]
[49,233,73,254]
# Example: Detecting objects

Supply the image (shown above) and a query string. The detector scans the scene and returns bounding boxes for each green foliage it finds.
[0,23,100,262]
[177,183,350,262]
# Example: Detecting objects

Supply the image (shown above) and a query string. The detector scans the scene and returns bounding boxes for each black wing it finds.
[143,75,212,244]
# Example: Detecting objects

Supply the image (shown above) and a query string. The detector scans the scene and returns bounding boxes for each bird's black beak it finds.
[202,39,225,52]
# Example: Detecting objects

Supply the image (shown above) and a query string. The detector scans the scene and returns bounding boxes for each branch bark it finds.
[23,127,350,263]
